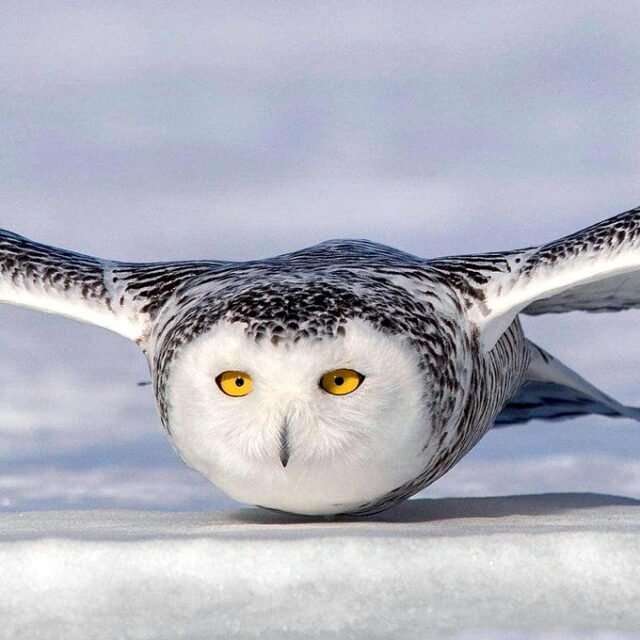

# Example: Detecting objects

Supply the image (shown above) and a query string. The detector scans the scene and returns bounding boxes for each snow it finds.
[1,493,639,639]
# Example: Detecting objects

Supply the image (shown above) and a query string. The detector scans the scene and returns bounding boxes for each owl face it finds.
[165,318,431,515]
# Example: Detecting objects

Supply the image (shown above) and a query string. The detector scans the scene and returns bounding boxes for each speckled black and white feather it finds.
[3,205,640,515]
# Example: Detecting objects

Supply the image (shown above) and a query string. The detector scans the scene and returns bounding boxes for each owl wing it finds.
[428,205,640,351]
[494,342,640,426]
[495,380,640,426]
[0,229,226,342]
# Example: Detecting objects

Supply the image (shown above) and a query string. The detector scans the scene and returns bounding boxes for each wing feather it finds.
[494,380,640,426]
[495,342,640,426]
[0,230,226,342]
[441,206,640,349]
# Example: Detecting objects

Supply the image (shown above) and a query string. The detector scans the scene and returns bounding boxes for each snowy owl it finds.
[2,206,640,515]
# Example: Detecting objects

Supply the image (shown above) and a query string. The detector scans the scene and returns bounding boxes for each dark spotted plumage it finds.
[3,204,640,514]
[0,230,109,305]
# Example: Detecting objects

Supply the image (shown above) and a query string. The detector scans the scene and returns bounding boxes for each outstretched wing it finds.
[0,229,226,342]
[430,205,640,350]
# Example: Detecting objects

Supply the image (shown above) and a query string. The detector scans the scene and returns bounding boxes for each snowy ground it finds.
[1,494,639,639]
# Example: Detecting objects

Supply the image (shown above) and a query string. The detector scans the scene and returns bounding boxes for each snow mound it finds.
[1,493,639,639]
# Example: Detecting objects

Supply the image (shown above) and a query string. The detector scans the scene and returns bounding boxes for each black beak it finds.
[279,418,290,468]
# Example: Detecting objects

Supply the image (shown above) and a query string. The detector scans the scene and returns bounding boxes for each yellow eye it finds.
[320,369,364,396]
[216,371,253,397]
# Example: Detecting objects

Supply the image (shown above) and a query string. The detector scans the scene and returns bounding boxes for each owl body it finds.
[141,242,528,514]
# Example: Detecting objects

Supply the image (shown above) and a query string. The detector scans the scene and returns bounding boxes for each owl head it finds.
[153,279,449,515]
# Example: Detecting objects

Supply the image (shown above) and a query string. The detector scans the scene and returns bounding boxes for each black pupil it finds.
[235,377,245,387]
[334,376,344,386]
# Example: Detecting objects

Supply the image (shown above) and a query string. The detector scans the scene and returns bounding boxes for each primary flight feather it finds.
[2,206,640,515]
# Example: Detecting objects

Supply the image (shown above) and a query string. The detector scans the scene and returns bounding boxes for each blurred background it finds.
[1,1,640,510]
